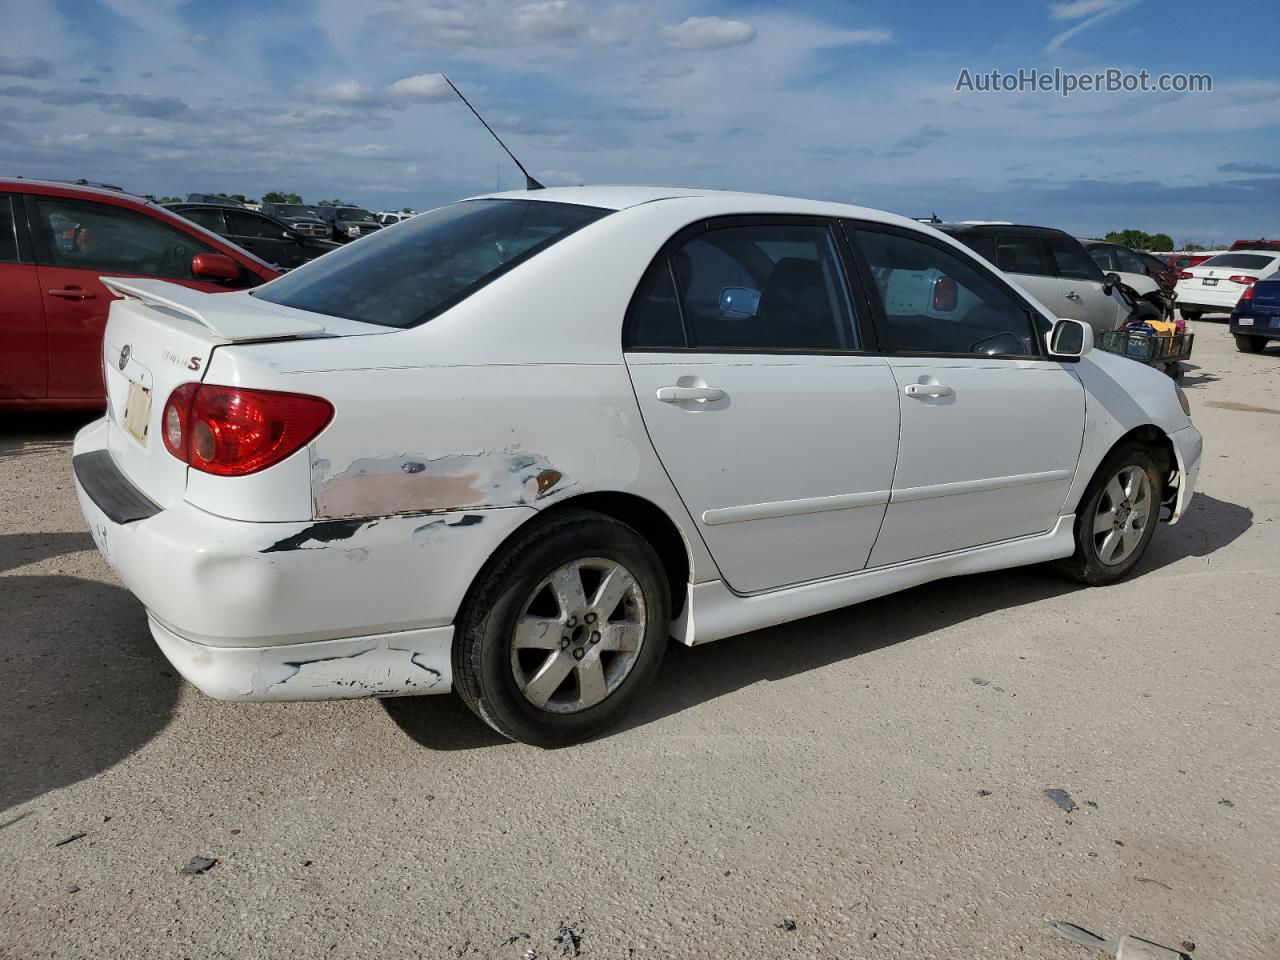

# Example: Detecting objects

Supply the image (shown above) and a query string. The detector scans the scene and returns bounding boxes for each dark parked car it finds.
[1135,250,1178,292]
[1,178,278,410]
[166,203,339,270]
[1230,275,1280,354]
[260,202,332,239]
[316,205,383,242]
[185,193,247,207]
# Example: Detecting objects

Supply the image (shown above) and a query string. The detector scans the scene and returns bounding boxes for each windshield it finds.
[275,204,322,218]
[337,207,377,222]
[1200,253,1278,270]
[252,198,610,328]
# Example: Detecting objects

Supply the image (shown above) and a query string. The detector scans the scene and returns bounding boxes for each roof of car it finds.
[0,176,153,204]
[934,221,1073,239]
[466,185,938,232]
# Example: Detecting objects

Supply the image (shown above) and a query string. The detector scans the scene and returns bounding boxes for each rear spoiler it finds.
[101,277,326,342]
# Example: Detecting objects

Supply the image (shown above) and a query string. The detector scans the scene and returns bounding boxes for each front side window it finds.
[855,227,1038,357]
[993,235,1051,276]
[177,207,226,233]
[227,211,285,239]
[1112,246,1146,273]
[36,198,216,279]
[253,199,609,329]
[0,194,18,262]
[1045,235,1105,282]
[338,207,377,223]
[631,223,857,351]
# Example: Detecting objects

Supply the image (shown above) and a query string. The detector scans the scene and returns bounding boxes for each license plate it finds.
[1238,317,1254,326]
[1203,278,1218,286]
[123,379,152,445]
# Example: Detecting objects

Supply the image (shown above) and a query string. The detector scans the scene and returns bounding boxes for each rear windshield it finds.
[337,207,377,222]
[253,198,610,328]
[1200,253,1277,269]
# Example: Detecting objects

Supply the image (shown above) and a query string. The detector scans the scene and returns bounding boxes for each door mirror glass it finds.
[191,252,240,281]
[931,275,958,312]
[718,285,761,318]
[1047,317,1092,357]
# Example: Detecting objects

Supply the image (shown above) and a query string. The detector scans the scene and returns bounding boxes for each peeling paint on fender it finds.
[411,514,484,545]
[313,449,569,519]
[261,518,370,553]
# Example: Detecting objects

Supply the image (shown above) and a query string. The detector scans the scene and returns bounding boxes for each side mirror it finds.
[1047,317,1093,358]
[191,252,240,282]
[719,286,761,318]
[932,275,958,312]
[1103,271,1121,294]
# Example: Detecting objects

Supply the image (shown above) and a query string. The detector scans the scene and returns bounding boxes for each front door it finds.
[1044,235,1124,334]
[27,195,231,401]
[848,223,1085,568]
[225,210,303,269]
[624,218,900,593]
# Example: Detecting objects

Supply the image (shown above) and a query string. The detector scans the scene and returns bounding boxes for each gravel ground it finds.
[2,321,1277,960]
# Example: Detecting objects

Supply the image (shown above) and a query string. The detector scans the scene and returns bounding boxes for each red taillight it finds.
[160,384,333,476]
[1178,271,1193,280]
[1228,274,1258,285]
[1241,284,1256,302]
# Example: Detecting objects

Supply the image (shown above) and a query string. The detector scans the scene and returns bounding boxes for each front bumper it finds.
[72,419,536,701]
[1168,424,1203,523]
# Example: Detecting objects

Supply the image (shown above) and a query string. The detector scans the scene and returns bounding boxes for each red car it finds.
[0,178,280,410]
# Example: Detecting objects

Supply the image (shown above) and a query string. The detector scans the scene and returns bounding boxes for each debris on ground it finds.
[522,950,539,960]
[180,855,218,875]
[1218,799,1234,808]
[553,922,583,957]
[1181,942,1195,953]
[503,933,531,946]
[1045,788,1077,813]
[54,833,86,847]
[1050,920,1188,959]
[971,677,991,686]
[776,918,797,931]
[977,789,992,797]
[1135,876,1173,891]
[1085,800,1099,809]
[65,884,80,894]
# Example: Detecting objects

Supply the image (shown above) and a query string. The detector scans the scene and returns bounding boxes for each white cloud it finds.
[388,73,452,102]
[317,80,382,106]
[1045,0,1138,51]
[662,16,756,50]
[513,1,581,42]
[1050,0,1126,19]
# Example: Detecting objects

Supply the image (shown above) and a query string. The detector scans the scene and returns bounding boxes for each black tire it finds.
[452,510,670,747]
[1179,309,1200,323]
[1055,442,1162,586]
[1234,334,1266,353]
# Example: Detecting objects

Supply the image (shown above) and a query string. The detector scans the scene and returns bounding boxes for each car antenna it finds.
[442,74,544,191]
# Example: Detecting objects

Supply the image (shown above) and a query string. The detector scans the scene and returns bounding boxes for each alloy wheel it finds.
[510,558,647,714]
[1093,466,1153,566]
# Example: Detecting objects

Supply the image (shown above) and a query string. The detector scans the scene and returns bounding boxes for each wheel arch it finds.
[1072,424,1176,516]
[453,491,694,626]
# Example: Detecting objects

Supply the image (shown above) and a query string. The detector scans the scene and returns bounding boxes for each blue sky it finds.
[0,0,1273,243]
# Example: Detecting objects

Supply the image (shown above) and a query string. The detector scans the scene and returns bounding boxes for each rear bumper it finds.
[1173,284,1245,312]
[1231,310,1280,339]
[1168,424,1203,523]
[72,418,537,700]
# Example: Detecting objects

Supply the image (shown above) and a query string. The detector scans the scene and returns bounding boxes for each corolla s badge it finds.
[118,344,131,371]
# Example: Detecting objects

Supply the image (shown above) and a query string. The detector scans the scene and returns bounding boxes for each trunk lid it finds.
[98,278,375,508]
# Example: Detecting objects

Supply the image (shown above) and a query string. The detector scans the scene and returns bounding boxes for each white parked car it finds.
[376,211,416,226]
[1174,251,1280,321]
[1080,240,1162,300]
[73,187,1203,746]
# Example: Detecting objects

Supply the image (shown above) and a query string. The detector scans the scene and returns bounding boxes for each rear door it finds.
[0,192,47,400]
[26,195,248,401]
[847,223,1084,568]
[624,217,900,593]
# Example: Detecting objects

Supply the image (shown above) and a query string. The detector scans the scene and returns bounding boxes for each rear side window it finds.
[856,227,1038,357]
[253,199,609,329]
[1045,235,1104,282]
[177,207,226,233]
[227,211,283,239]
[0,195,17,262]
[628,223,858,352]
[35,197,216,279]
[993,235,1051,276]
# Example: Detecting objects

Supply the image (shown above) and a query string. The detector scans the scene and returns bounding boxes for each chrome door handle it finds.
[48,287,97,300]
[656,385,725,403]
[1065,290,1082,301]
[904,382,953,399]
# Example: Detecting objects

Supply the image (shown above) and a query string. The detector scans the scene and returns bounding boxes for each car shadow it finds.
[0,571,181,813]
[0,411,97,464]
[1177,363,1220,389]
[386,493,1252,750]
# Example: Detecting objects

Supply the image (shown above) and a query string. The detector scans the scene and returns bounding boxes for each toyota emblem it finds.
[118,344,131,371]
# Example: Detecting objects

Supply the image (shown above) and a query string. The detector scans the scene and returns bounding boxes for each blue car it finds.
[1230,277,1280,353]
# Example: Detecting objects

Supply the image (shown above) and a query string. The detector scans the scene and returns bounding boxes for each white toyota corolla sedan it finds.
[73,186,1203,746]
